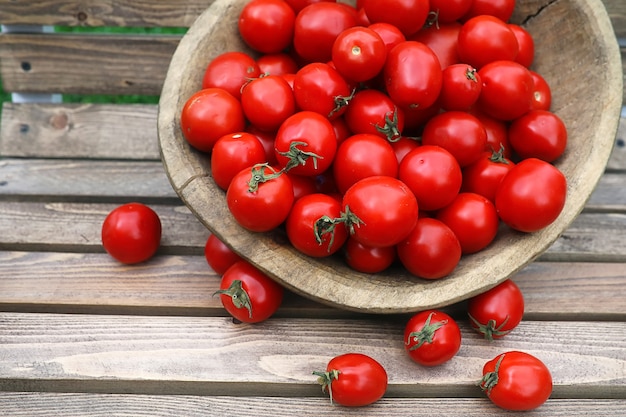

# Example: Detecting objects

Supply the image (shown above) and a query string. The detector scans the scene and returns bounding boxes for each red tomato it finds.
[211,132,267,190]
[333,133,399,194]
[478,60,534,121]
[439,64,482,111]
[469,109,513,159]
[397,218,462,279]
[384,41,442,110]
[391,136,421,165]
[202,51,261,100]
[274,111,338,176]
[101,203,161,264]
[215,260,284,323]
[421,111,487,167]
[367,22,406,55]
[286,193,348,257]
[284,0,334,14]
[481,351,553,411]
[314,353,388,407]
[344,237,396,273]
[410,22,461,69]
[332,26,387,82]
[468,279,524,340]
[343,89,404,142]
[293,62,352,120]
[457,15,519,69]
[509,24,535,68]
[256,53,299,76]
[462,0,516,22]
[241,75,296,132]
[342,176,418,248]
[495,158,567,232]
[436,192,499,254]
[404,310,462,366]
[180,88,245,153]
[530,70,552,111]
[462,149,515,203]
[362,0,429,37]
[288,172,318,201]
[508,110,567,162]
[204,234,242,275]
[226,164,295,232]
[293,2,357,63]
[399,145,462,211]
[429,0,472,23]
[238,0,296,54]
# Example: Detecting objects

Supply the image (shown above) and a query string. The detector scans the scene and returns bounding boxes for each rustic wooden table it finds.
[0,0,625,415]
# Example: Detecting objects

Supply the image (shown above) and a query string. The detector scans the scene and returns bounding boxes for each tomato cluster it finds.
[181,0,568,281]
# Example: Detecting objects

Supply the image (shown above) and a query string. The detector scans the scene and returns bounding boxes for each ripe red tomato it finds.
[468,279,524,340]
[404,310,462,366]
[461,149,515,203]
[463,0,516,23]
[421,111,487,168]
[391,136,421,165]
[342,176,419,248]
[180,88,245,153]
[204,234,242,275]
[384,41,442,110]
[530,70,552,111]
[367,22,406,55]
[274,111,337,176]
[481,351,553,411]
[332,26,387,82]
[410,22,461,69]
[344,89,404,142]
[362,0,429,37]
[344,237,396,273]
[293,62,352,120]
[286,193,348,257]
[333,133,399,194]
[436,192,499,254]
[399,145,462,211]
[101,203,161,264]
[439,64,482,111]
[241,74,296,132]
[202,51,261,100]
[457,15,519,69]
[284,0,334,14]
[226,164,295,232]
[215,260,284,323]
[429,0,472,23]
[397,218,462,279]
[469,109,513,159]
[314,353,388,406]
[495,158,567,232]
[210,132,267,190]
[508,109,567,162]
[238,0,295,54]
[256,52,299,76]
[509,24,535,68]
[478,60,535,121]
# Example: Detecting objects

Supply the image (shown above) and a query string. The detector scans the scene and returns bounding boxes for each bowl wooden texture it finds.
[158,0,623,313]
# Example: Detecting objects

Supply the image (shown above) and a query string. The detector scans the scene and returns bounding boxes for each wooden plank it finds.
[0,33,180,95]
[605,0,626,38]
[0,393,624,417]
[0,251,624,319]
[0,313,624,397]
[0,0,212,28]
[608,114,626,171]
[0,103,160,159]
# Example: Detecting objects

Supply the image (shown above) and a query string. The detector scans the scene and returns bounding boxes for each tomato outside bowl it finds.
[158,0,622,314]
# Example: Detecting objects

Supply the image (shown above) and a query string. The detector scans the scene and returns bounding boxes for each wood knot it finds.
[49,113,69,130]
[76,11,88,22]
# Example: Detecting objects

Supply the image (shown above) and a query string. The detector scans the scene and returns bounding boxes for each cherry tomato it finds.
[410,22,461,69]
[284,0,334,14]
[421,111,487,168]
[343,89,405,142]
[101,203,161,264]
[367,22,406,55]
[211,132,267,190]
[333,133,399,195]
[468,279,524,340]
[397,218,462,280]
[530,70,552,111]
[286,193,348,257]
[180,88,245,153]
[362,0,429,37]
[332,26,387,82]
[495,158,567,232]
[404,310,462,366]
[481,351,553,411]
[477,60,534,121]
[274,111,337,176]
[247,126,278,165]
[509,24,535,68]
[226,164,295,232]
[288,172,318,201]
[342,176,419,248]
[469,109,513,159]
[202,51,261,100]
[461,149,515,203]
[509,109,567,162]
[439,64,481,111]
[238,0,296,54]
[344,237,396,273]
[256,53,299,76]
[457,15,519,69]
[241,74,296,132]
[204,234,242,275]
[391,136,421,165]
[293,62,352,120]
[462,0,516,23]
[293,2,357,63]
[429,0,472,23]
[399,145,462,211]
[384,41,442,110]
[215,260,284,323]
[313,353,388,407]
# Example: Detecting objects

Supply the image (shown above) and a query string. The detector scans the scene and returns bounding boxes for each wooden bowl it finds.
[158,0,622,313]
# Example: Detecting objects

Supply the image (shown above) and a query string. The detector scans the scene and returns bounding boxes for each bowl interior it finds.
[158,0,623,313]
